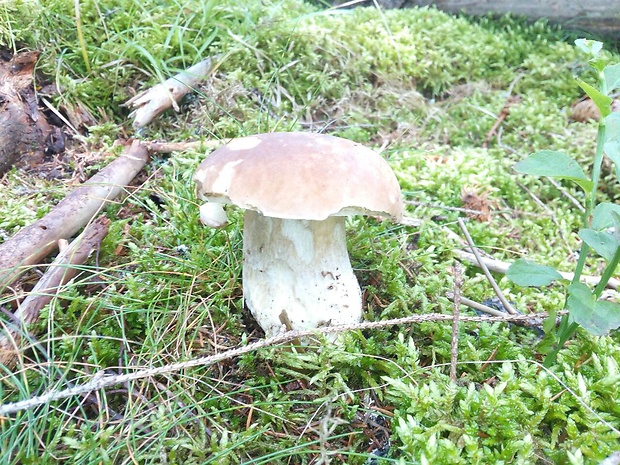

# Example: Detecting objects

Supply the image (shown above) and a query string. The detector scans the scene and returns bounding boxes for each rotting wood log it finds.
[125,57,218,128]
[0,140,149,290]
[0,51,56,176]
[321,0,620,37]
[0,216,110,368]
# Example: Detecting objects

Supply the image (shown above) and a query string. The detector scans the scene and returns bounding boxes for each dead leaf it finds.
[461,187,491,222]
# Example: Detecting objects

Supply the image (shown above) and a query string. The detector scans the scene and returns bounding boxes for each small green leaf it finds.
[592,202,620,229]
[575,38,603,58]
[604,63,620,94]
[576,79,612,118]
[567,282,620,336]
[579,228,619,261]
[513,150,593,193]
[506,259,563,287]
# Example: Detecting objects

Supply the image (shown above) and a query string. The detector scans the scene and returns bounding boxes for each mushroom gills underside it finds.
[242,210,362,337]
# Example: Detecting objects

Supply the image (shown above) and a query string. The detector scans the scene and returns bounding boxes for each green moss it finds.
[2,0,620,463]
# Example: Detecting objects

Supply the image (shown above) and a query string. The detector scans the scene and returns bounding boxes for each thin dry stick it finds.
[446,293,506,317]
[517,181,571,250]
[457,218,518,315]
[0,216,110,367]
[482,95,520,148]
[454,249,619,290]
[0,312,552,416]
[546,177,586,213]
[0,140,149,289]
[448,293,551,329]
[404,200,485,217]
[450,262,464,382]
[399,216,423,228]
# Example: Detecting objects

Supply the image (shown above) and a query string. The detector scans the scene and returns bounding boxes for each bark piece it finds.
[0,140,149,290]
[324,1,620,37]
[0,51,54,175]
[126,58,217,128]
[0,216,110,368]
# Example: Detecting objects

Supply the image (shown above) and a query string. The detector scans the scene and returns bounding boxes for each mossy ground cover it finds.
[1,1,619,463]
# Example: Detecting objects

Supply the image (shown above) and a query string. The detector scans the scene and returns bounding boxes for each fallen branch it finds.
[0,140,149,290]
[482,94,521,149]
[454,248,619,290]
[0,311,560,416]
[450,262,463,381]
[457,218,518,315]
[0,216,110,367]
[126,57,217,128]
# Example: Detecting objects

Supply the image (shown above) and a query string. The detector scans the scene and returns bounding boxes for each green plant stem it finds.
[594,246,620,297]
[588,122,607,212]
[74,0,91,73]
[546,79,609,368]
[570,243,591,287]
[572,123,607,284]
[544,318,578,367]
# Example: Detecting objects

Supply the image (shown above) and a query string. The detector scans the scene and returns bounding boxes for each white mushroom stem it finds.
[242,210,362,337]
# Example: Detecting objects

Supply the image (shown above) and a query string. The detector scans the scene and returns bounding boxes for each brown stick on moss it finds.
[0,140,149,290]
[0,215,110,368]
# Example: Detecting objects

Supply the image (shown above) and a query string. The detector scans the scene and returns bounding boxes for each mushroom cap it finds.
[194,132,403,221]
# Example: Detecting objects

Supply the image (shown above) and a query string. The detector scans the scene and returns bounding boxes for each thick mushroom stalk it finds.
[242,210,362,336]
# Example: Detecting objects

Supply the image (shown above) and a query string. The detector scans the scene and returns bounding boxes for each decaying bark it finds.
[0,140,149,290]
[323,1,620,36]
[126,57,217,128]
[0,216,110,368]
[0,51,55,175]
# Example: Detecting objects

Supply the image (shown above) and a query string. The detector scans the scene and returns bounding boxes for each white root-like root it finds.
[242,210,362,337]
[125,57,216,128]
[199,202,228,228]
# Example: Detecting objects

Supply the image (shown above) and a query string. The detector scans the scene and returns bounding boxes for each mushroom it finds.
[194,132,403,337]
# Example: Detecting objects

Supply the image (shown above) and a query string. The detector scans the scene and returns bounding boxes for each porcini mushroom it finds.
[194,132,403,337]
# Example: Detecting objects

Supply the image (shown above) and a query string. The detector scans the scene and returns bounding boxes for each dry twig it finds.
[454,249,619,290]
[0,140,149,290]
[457,218,518,315]
[0,311,558,416]
[482,95,521,148]
[0,216,110,367]
[450,262,463,381]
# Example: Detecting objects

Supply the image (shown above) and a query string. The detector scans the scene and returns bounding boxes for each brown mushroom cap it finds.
[194,132,403,221]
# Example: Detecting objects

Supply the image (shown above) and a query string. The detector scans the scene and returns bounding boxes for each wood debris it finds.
[125,57,218,128]
[0,51,59,175]
[0,140,149,290]
[0,216,110,368]
[570,96,620,122]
